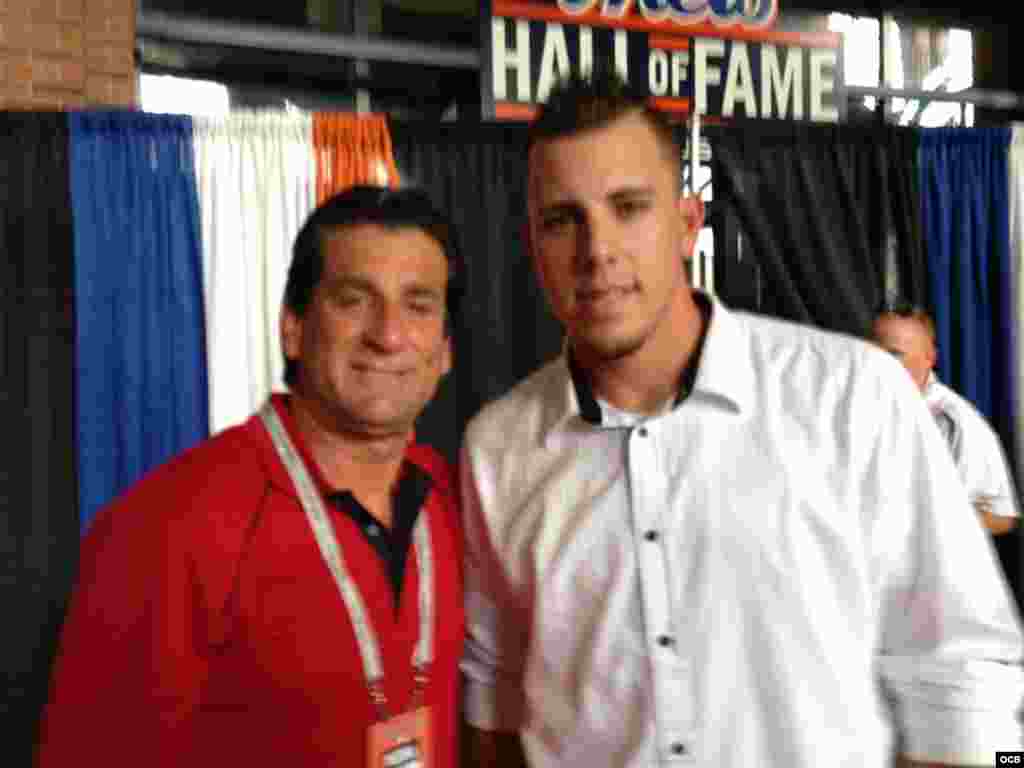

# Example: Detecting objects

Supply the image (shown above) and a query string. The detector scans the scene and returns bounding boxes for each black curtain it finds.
[0,114,78,766]
[708,121,925,338]
[390,122,564,464]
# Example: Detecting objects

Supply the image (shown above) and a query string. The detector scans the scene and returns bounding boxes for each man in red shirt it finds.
[37,186,465,767]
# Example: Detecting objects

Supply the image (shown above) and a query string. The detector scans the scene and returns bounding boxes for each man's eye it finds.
[616,199,648,218]
[541,212,571,232]
[333,291,364,307]
[408,301,439,316]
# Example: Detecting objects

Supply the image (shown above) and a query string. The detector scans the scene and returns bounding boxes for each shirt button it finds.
[657,634,674,648]
[644,530,659,542]
[671,742,688,756]
[637,427,649,437]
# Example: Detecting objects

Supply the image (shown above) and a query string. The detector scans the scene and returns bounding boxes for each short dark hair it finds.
[876,298,936,343]
[527,70,679,168]
[283,185,464,387]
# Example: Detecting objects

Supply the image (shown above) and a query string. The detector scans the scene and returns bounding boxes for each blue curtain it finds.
[70,112,208,531]
[919,128,1014,450]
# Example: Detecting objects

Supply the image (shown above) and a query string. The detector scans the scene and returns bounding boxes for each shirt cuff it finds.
[895,664,1024,764]
[900,706,1022,765]
[462,676,524,732]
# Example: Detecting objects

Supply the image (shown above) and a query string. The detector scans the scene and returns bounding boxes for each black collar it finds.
[568,293,711,425]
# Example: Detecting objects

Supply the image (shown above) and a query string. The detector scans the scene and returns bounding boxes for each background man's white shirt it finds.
[925,373,1021,520]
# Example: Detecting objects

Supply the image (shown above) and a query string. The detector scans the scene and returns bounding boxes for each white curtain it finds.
[1010,124,1024,477]
[193,112,317,434]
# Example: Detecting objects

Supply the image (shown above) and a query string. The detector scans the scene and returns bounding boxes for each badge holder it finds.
[367,669,433,768]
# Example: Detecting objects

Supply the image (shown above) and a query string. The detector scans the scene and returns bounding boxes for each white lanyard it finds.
[260,403,434,716]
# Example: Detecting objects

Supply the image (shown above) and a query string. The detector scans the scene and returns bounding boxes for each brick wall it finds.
[1,0,136,109]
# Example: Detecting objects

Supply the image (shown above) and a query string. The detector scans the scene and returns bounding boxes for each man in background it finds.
[874,302,1019,535]
[38,186,465,767]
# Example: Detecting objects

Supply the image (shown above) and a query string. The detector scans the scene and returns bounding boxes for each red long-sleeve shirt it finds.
[38,396,464,767]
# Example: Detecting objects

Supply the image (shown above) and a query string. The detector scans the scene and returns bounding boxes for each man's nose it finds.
[365,301,406,351]
[578,214,617,271]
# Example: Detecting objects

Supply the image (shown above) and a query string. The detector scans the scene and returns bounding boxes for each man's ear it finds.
[679,195,706,261]
[281,306,302,366]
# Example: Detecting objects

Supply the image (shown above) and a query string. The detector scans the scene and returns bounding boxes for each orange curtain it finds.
[313,113,400,202]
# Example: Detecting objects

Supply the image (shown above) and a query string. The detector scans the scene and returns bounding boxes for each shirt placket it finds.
[627,419,695,764]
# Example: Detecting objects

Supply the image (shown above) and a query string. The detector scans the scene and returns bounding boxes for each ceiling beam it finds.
[137,10,481,70]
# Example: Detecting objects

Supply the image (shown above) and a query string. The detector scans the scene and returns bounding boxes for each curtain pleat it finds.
[193,112,317,434]
[313,113,400,201]
[70,112,208,531]
[0,112,77,766]
[920,128,1013,427]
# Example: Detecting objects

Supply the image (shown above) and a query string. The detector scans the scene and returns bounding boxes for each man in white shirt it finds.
[460,71,1024,768]
[873,304,1020,536]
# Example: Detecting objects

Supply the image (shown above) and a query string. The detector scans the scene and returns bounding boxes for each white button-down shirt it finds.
[461,297,1023,768]
[925,373,1021,519]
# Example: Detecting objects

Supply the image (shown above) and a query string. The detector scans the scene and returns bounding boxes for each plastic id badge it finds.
[367,706,432,768]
